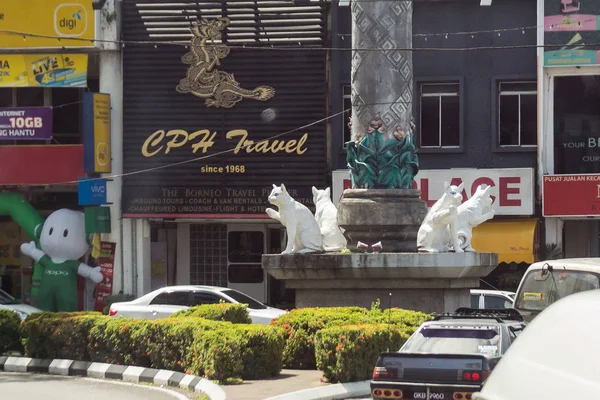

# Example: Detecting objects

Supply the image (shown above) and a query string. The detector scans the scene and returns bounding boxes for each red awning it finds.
[0,145,85,186]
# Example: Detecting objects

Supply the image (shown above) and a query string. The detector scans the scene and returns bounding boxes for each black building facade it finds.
[121,0,330,306]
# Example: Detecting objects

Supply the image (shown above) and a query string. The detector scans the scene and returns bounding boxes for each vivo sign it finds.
[332,168,534,216]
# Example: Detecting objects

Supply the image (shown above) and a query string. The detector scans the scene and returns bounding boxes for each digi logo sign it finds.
[54,4,88,37]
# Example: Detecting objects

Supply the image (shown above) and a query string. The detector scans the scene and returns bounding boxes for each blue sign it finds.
[78,178,107,206]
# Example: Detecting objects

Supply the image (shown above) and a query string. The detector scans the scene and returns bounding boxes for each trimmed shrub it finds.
[271,304,432,369]
[314,323,412,383]
[186,329,244,381]
[88,317,154,367]
[234,324,286,379]
[171,303,252,324]
[0,309,22,354]
[146,318,231,371]
[271,307,367,369]
[21,312,108,360]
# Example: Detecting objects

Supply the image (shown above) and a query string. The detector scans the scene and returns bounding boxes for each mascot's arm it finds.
[20,241,46,263]
[77,263,104,284]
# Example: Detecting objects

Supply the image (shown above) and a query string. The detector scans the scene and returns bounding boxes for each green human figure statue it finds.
[20,209,104,312]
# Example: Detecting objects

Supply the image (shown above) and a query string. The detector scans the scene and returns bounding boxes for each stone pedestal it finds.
[263,252,498,313]
[337,189,427,252]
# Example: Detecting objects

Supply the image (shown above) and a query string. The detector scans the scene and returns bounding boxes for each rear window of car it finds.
[401,325,501,356]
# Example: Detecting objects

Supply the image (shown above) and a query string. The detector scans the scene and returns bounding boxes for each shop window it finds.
[0,88,12,107]
[16,88,44,107]
[52,88,82,144]
[228,231,264,263]
[498,81,537,147]
[227,264,264,284]
[419,82,460,148]
[343,85,352,145]
[553,75,600,174]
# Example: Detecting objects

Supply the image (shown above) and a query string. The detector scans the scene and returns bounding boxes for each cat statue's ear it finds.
[457,183,464,193]
[272,184,277,189]
[280,184,287,194]
[444,181,450,191]
[324,187,331,198]
[312,186,318,196]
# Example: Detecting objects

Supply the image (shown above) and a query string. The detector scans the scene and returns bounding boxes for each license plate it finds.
[405,389,451,400]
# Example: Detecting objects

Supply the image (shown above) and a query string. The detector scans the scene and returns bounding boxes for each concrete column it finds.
[120,218,133,294]
[99,0,124,295]
[135,219,151,296]
[545,217,564,248]
[351,1,413,139]
[176,223,191,285]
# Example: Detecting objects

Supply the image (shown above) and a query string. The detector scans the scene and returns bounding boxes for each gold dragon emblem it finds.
[176,17,275,108]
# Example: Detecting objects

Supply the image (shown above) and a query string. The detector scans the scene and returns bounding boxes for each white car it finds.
[471,289,515,309]
[0,288,42,321]
[108,285,288,325]
[474,289,600,400]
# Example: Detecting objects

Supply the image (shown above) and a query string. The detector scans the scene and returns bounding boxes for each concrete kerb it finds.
[264,379,371,400]
[0,355,226,400]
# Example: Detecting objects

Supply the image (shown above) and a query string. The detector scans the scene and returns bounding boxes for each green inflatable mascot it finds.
[20,209,104,312]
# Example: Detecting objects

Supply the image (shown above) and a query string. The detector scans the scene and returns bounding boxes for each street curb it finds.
[264,379,370,400]
[0,355,226,400]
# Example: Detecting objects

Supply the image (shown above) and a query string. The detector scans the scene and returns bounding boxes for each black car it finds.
[370,308,526,400]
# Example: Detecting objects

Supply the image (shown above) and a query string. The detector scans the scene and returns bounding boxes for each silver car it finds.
[108,285,288,325]
[0,289,42,321]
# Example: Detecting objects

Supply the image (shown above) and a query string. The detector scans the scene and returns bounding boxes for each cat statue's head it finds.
[312,186,331,205]
[473,184,494,209]
[268,184,292,207]
[442,181,464,206]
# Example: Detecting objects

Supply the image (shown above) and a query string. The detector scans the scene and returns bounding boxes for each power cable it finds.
[10,99,410,187]
[2,28,599,53]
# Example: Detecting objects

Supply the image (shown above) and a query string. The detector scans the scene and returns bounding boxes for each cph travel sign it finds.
[0,107,53,140]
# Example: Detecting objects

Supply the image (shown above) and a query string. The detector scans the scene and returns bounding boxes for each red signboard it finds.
[94,241,116,312]
[0,144,84,185]
[543,174,600,217]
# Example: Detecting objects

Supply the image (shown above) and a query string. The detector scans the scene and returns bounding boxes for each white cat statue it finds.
[417,181,465,253]
[456,184,496,252]
[312,186,347,252]
[266,184,324,254]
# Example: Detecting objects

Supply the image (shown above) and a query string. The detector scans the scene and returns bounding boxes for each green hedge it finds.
[0,309,22,354]
[21,312,108,360]
[171,303,252,324]
[20,310,285,382]
[314,323,412,383]
[271,303,432,369]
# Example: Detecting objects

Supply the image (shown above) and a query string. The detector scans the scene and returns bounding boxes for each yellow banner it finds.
[0,54,88,87]
[0,0,95,49]
[0,222,22,266]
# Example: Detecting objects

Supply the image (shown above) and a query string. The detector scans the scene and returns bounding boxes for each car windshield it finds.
[0,289,18,305]
[515,269,600,311]
[400,325,501,356]
[221,289,267,309]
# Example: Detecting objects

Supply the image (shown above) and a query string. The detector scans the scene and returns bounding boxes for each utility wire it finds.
[2,28,599,52]
[12,99,410,187]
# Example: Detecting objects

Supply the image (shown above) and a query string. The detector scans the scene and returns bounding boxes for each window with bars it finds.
[419,82,461,148]
[190,223,228,287]
[498,81,537,147]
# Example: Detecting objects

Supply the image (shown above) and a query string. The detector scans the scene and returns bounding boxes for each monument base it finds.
[263,252,498,313]
[337,189,427,252]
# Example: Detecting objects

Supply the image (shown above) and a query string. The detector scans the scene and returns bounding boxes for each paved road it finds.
[0,372,191,399]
